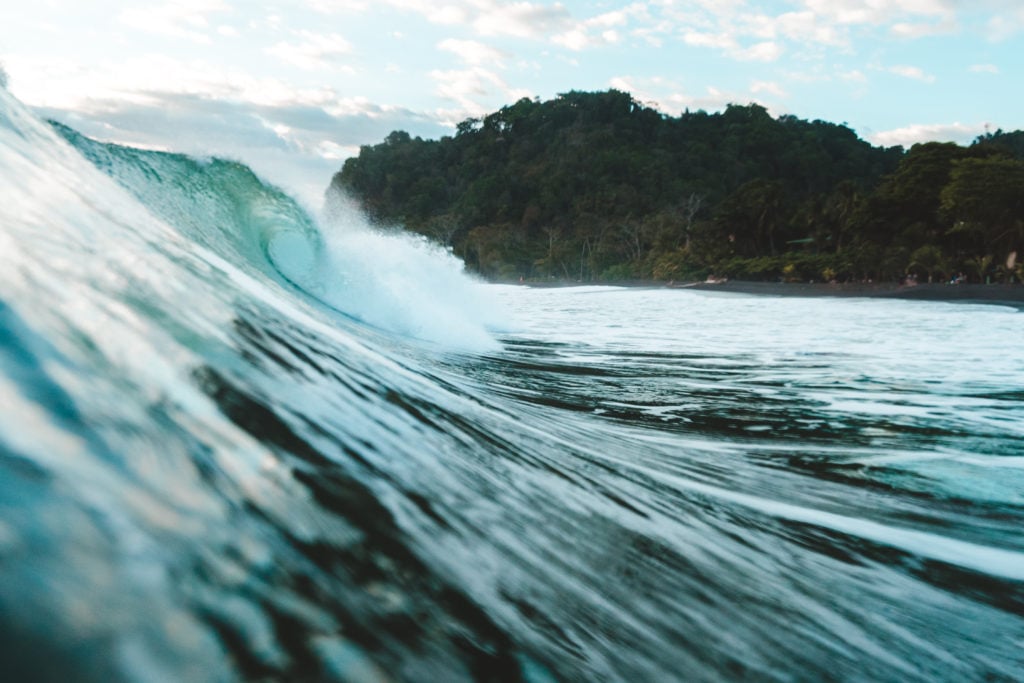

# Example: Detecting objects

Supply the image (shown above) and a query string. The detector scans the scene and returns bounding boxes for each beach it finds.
[681,280,1024,309]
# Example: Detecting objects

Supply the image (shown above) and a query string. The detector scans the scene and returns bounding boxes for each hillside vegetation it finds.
[330,90,1024,284]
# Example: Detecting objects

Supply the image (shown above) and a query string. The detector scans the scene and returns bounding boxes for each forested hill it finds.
[329,89,1024,284]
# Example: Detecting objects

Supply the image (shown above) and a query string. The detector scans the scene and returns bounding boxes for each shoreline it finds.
[686,281,1024,309]
[507,279,1024,309]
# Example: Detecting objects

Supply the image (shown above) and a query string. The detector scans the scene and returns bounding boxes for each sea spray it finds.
[311,192,504,351]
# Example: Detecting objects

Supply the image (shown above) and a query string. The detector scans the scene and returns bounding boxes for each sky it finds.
[2,0,1023,202]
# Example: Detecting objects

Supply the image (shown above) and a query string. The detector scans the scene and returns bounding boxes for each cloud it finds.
[887,64,936,83]
[118,0,230,44]
[429,66,531,120]
[736,41,783,61]
[870,121,987,147]
[5,51,450,195]
[985,9,1024,41]
[551,29,591,50]
[683,31,737,50]
[367,0,645,48]
[6,53,344,110]
[767,11,845,45]
[800,0,953,26]
[438,39,506,66]
[682,30,783,62]
[379,0,570,38]
[890,19,956,38]
[474,2,572,38]
[551,3,647,50]
[751,80,787,97]
[608,75,772,116]
[969,63,999,74]
[307,0,370,12]
[266,31,355,71]
[657,0,968,64]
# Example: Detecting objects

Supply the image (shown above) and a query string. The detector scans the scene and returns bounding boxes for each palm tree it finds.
[908,245,947,283]
[966,254,994,284]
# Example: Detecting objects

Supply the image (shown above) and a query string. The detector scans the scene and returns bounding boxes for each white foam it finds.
[635,463,1024,582]
[288,197,505,352]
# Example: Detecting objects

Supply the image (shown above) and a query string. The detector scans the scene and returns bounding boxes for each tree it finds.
[940,156,1024,260]
[681,192,704,249]
[908,245,948,283]
[714,179,786,257]
[329,89,1023,283]
[858,143,965,249]
[966,254,994,284]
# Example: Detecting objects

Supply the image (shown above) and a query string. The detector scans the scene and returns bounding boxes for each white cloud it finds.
[431,5,471,25]
[684,31,737,50]
[607,75,763,116]
[589,6,639,29]
[681,24,784,61]
[736,41,783,61]
[472,2,572,38]
[890,19,955,38]
[800,0,953,26]
[380,0,645,48]
[307,0,369,12]
[969,63,999,74]
[769,11,845,45]
[679,86,743,112]
[385,0,570,38]
[438,39,506,66]
[631,21,671,47]
[267,31,354,71]
[608,76,640,92]
[870,121,987,147]
[985,10,1024,40]
[552,29,591,50]
[7,53,347,111]
[658,0,969,64]
[751,80,786,97]
[887,64,936,83]
[429,66,529,120]
[24,61,450,204]
[119,0,230,44]
[550,3,647,50]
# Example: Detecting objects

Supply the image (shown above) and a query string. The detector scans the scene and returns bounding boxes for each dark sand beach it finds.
[522,279,1024,309]
[682,281,1024,309]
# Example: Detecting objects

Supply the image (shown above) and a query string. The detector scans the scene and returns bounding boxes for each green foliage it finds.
[908,245,949,283]
[940,156,1024,260]
[330,89,1024,284]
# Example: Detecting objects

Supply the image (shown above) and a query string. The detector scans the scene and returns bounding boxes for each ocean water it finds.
[1,87,1023,682]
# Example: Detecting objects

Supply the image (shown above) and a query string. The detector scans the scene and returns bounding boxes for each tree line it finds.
[330,89,1024,284]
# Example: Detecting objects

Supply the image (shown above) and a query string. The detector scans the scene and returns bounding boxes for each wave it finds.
[49,113,499,351]
[1,86,1022,683]
[0,87,511,680]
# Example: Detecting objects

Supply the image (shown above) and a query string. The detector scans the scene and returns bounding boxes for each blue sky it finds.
[2,1,1023,200]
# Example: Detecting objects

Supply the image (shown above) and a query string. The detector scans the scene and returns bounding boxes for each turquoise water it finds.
[1,88,1022,682]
